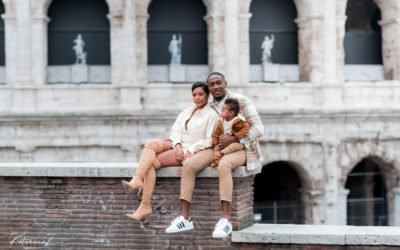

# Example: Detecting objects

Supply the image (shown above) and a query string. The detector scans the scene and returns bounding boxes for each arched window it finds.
[254,162,304,224]
[249,0,298,65]
[344,0,382,65]
[147,0,207,65]
[48,0,110,65]
[345,158,388,226]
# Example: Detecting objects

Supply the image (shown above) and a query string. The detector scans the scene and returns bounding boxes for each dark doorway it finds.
[254,161,304,224]
[48,0,110,65]
[249,0,298,64]
[147,0,207,65]
[344,0,382,64]
[345,158,388,226]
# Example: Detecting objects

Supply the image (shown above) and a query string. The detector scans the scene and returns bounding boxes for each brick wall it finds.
[0,176,253,249]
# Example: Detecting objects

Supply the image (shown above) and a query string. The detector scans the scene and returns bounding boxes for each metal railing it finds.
[254,200,304,224]
[347,197,388,226]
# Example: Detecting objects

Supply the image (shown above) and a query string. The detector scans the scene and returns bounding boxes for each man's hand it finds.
[218,134,238,149]
[175,144,184,163]
[182,152,193,163]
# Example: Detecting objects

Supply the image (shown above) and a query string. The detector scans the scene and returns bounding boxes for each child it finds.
[211,98,250,167]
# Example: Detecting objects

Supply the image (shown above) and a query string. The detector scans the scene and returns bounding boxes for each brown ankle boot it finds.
[126,203,152,221]
[121,177,143,194]
[126,164,157,221]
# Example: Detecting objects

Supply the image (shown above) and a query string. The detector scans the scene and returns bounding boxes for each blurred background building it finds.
[1,0,400,227]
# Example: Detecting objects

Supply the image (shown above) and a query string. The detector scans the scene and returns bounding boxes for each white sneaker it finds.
[165,215,194,233]
[212,218,232,238]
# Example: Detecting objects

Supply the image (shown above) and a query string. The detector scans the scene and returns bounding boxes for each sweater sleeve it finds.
[212,119,223,146]
[187,111,219,154]
[233,120,250,140]
[242,98,264,143]
[169,108,188,146]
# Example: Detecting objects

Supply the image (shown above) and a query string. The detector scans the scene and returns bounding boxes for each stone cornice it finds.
[0,163,258,178]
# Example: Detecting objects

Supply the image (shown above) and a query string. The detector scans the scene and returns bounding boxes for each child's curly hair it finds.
[224,98,240,116]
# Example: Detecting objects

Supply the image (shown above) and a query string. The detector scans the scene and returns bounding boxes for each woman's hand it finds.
[182,152,193,163]
[175,144,184,163]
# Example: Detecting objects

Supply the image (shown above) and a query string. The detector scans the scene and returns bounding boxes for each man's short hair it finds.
[207,72,225,83]
[224,98,240,116]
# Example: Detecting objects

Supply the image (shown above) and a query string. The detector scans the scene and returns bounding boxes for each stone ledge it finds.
[232,224,400,246]
[0,163,260,178]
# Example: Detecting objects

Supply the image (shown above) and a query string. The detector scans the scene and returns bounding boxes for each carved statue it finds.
[169,34,182,64]
[261,34,275,65]
[73,34,87,65]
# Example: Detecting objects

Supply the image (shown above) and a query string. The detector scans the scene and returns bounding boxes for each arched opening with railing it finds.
[249,0,298,82]
[253,161,305,224]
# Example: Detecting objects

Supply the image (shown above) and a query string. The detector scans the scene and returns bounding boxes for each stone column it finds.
[107,0,141,110]
[2,13,17,85]
[336,0,347,83]
[294,0,341,85]
[203,0,225,73]
[293,0,323,83]
[238,0,251,84]
[11,0,36,111]
[108,0,136,86]
[374,0,400,80]
[135,0,151,84]
[322,0,337,84]
[31,15,50,85]
[392,187,400,226]
[299,188,324,224]
[15,0,33,85]
[224,0,240,84]
[338,189,350,225]
[322,141,342,224]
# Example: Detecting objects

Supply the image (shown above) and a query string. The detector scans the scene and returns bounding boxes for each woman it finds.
[122,82,219,221]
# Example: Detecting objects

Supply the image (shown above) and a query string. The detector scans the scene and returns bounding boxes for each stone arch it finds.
[343,155,398,192]
[254,161,306,223]
[344,0,382,65]
[147,0,208,65]
[341,150,400,226]
[339,144,400,188]
[106,0,124,17]
[47,0,111,66]
[249,0,298,65]
[372,0,400,79]
[31,0,53,17]
[261,142,323,191]
[263,159,313,191]
[2,0,15,15]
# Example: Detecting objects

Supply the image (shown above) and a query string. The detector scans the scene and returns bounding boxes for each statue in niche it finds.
[73,34,87,65]
[169,34,182,64]
[261,34,275,65]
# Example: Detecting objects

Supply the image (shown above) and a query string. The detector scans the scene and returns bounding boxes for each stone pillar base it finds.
[169,64,186,82]
[263,64,279,82]
[71,65,89,83]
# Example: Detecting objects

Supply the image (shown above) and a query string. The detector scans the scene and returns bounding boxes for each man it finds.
[166,72,264,238]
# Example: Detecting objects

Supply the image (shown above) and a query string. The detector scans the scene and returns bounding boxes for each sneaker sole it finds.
[166,225,194,234]
[212,231,232,238]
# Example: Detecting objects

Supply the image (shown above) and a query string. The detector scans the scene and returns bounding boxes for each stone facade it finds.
[1,0,400,227]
